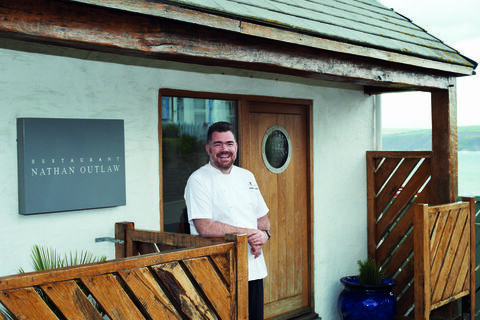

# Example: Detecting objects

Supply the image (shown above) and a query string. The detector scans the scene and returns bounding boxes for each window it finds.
[161,96,237,232]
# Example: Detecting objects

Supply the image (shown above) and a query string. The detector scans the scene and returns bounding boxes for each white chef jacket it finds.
[184,163,269,280]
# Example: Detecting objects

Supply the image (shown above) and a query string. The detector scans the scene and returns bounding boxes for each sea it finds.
[458,151,480,197]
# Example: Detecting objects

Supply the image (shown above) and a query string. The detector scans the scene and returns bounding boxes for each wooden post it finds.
[461,197,476,320]
[414,203,431,320]
[115,221,134,259]
[226,233,249,320]
[431,84,458,205]
[366,152,377,260]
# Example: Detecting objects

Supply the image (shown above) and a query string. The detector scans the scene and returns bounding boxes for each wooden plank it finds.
[82,273,146,320]
[365,151,432,160]
[0,243,233,291]
[376,187,429,266]
[383,231,414,277]
[430,291,469,311]
[152,261,217,319]
[128,229,222,248]
[375,158,421,217]
[41,280,104,320]
[429,210,460,288]
[443,238,468,300]
[225,234,248,320]
[366,151,378,259]
[373,157,402,195]
[184,257,232,319]
[430,208,467,303]
[465,197,476,320]
[414,204,431,320]
[428,207,449,265]
[392,258,414,297]
[375,209,413,266]
[115,221,134,259]
[0,287,58,319]
[431,87,458,205]
[375,158,431,243]
[397,283,414,316]
[210,253,231,287]
[118,267,181,319]
[136,242,159,254]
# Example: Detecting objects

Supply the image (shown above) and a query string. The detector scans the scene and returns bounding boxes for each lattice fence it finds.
[367,151,433,316]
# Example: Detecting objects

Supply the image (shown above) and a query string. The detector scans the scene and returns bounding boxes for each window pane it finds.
[161,96,237,232]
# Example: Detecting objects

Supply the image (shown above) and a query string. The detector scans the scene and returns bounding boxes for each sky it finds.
[379,0,480,129]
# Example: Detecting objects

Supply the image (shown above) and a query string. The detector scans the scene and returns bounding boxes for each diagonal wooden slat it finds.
[375,159,431,243]
[210,253,231,287]
[374,157,402,195]
[375,158,421,216]
[376,189,431,268]
[397,283,414,315]
[0,287,58,319]
[0,229,248,320]
[82,273,146,320]
[382,232,413,277]
[152,261,218,320]
[392,258,414,297]
[431,208,467,303]
[441,221,469,300]
[428,208,449,266]
[184,257,232,319]
[119,267,181,319]
[376,206,413,265]
[41,280,104,320]
[429,210,461,288]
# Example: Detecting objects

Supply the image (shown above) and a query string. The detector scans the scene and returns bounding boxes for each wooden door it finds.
[240,100,313,319]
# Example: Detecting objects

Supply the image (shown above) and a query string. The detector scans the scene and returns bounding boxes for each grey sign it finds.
[17,118,126,215]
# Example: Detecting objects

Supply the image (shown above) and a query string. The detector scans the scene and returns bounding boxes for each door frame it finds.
[158,89,315,316]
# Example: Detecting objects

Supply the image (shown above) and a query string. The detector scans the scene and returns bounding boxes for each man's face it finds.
[206,131,238,173]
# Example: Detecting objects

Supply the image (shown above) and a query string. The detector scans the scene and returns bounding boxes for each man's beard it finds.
[211,151,235,169]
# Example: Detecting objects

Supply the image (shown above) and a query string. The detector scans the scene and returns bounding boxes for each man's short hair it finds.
[207,121,236,143]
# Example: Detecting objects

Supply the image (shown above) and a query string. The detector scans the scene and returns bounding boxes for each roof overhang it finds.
[0,0,473,92]
[68,0,475,77]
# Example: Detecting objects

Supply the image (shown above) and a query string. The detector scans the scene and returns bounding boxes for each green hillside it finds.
[382,126,480,151]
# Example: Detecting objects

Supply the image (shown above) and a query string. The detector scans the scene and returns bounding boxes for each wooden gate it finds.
[414,200,475,320]
[0,222,248,319]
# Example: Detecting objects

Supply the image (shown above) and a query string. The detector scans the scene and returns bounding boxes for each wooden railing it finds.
[0,222,248,319]
[414,199,475,320]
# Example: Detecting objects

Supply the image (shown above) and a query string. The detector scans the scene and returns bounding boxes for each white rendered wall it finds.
[0,39,376,319]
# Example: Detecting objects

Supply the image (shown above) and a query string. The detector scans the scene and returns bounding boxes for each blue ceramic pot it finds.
[337,276,397,320]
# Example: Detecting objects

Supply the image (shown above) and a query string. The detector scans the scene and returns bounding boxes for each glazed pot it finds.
[337,276,397,320]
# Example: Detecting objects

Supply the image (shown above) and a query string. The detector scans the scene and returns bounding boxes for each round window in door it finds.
[262,125,292,174]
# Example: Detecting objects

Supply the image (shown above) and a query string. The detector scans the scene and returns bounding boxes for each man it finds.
[184,121,271,320]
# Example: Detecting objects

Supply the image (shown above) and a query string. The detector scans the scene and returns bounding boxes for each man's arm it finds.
[193,218,260,238]
[257,214,270,232]
[194,218,267,258]
[248,214,270,247]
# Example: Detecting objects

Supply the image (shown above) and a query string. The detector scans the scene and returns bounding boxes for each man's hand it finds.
[247,229,268,247]
[251,245,262,258]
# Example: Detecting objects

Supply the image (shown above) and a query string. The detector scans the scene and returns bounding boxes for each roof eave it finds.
[66,0,476,77]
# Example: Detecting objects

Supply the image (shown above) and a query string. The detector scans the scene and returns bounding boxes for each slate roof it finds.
[158,0,477,72]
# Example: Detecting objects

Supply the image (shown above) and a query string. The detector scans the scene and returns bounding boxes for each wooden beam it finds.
[0,0,453,89]
[67,0,475,76]
[430,82,458,205]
